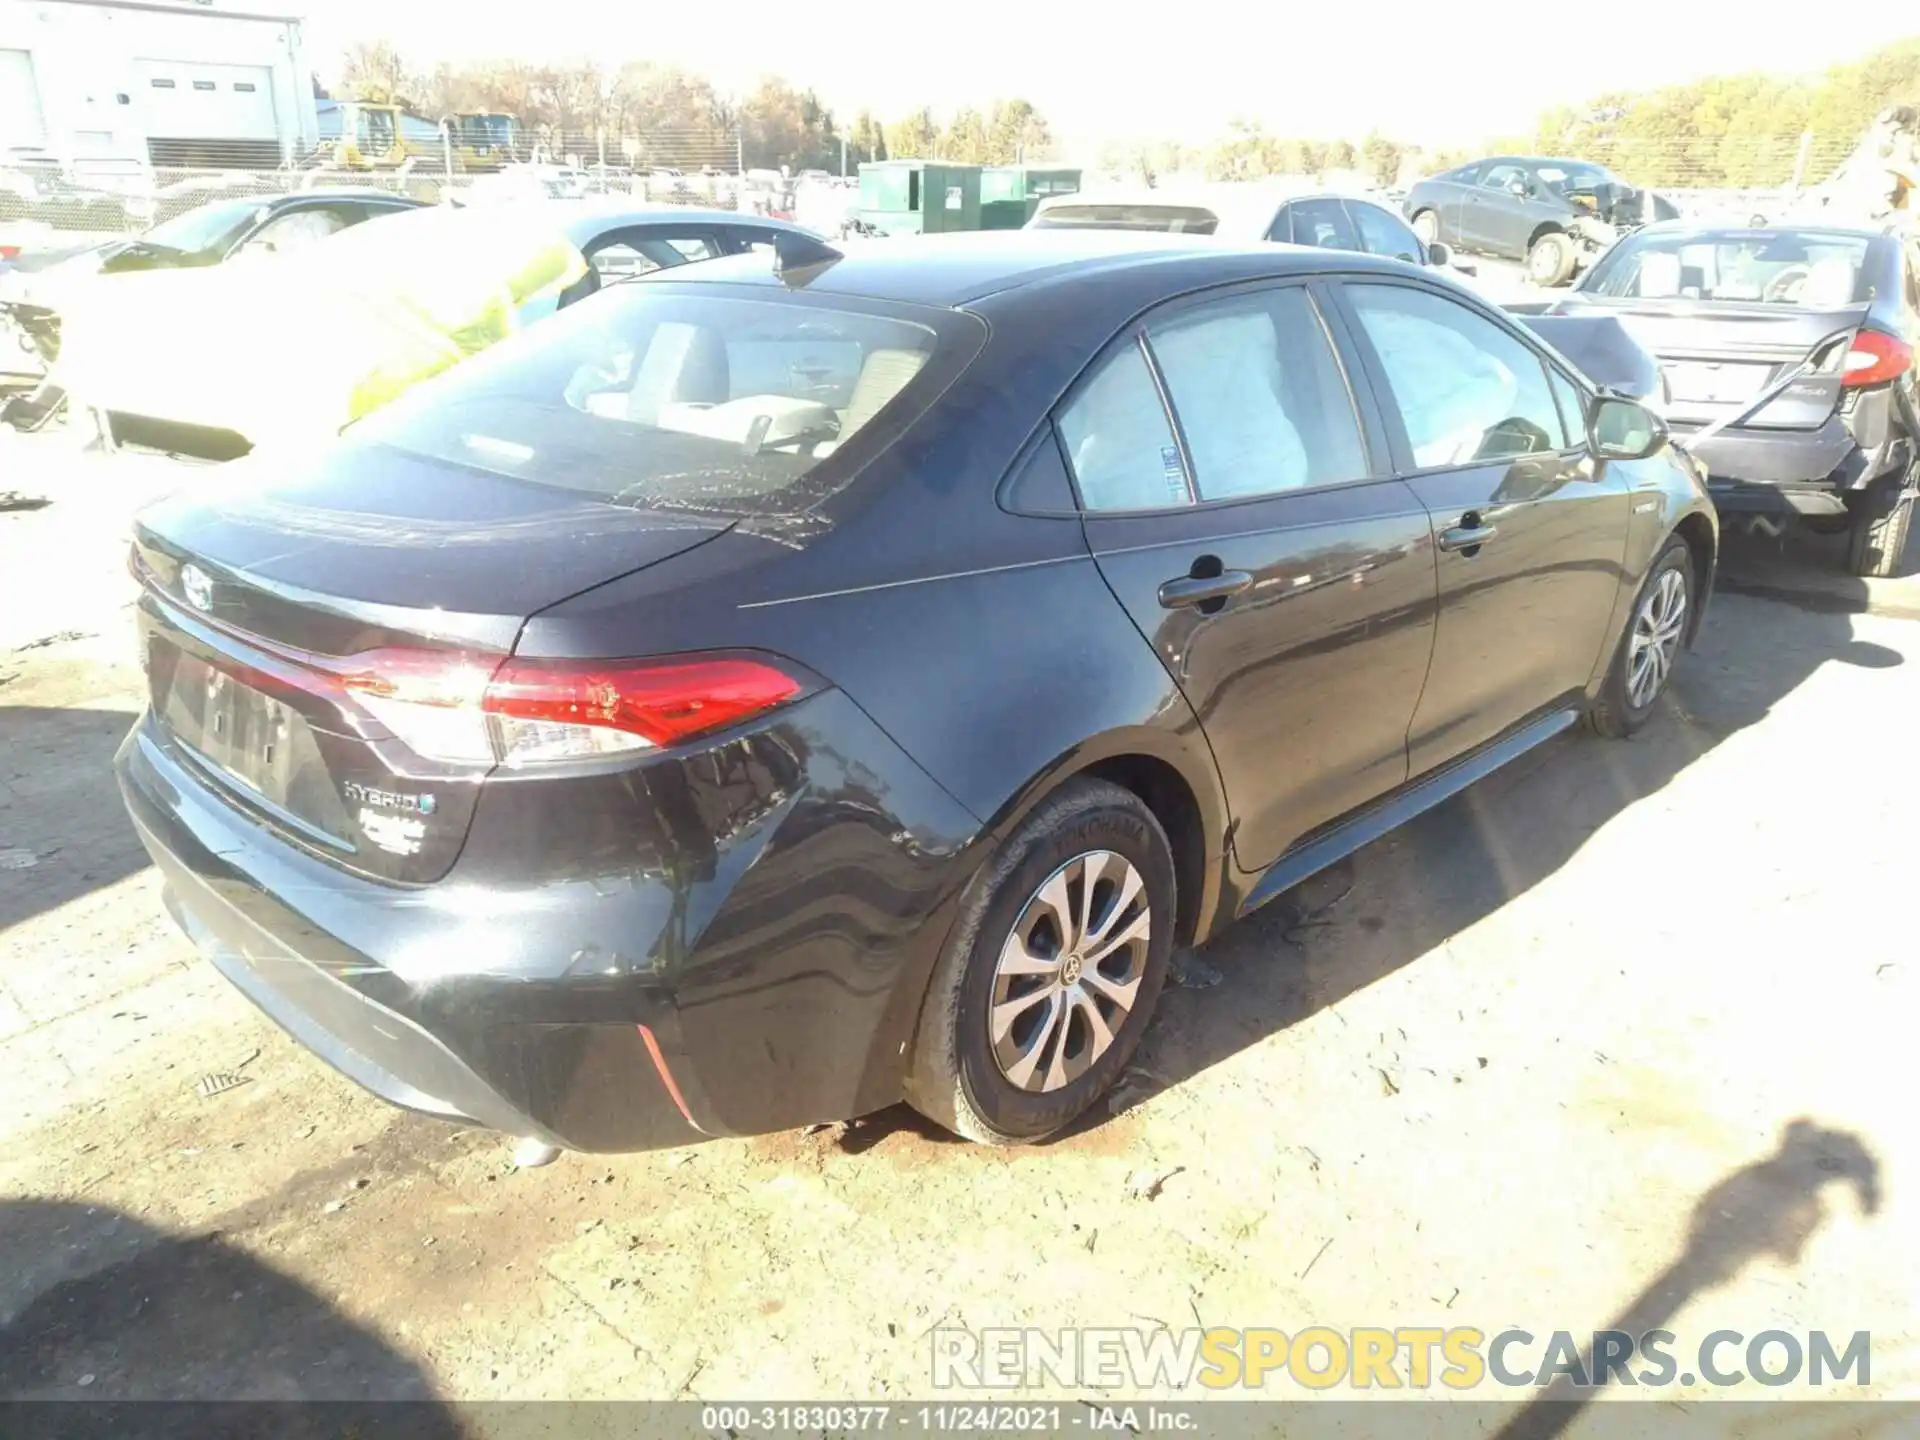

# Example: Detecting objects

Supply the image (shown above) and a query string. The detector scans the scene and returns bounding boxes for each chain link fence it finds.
[0,122,817,243]
[0,130,1871,250]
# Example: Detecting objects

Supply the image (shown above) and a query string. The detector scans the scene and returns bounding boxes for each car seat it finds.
[623,321,730,425]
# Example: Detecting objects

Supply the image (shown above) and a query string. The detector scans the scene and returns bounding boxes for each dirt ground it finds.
[2,429,1917,1421]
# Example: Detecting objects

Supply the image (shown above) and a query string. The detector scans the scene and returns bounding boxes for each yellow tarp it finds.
[54,205,586,449]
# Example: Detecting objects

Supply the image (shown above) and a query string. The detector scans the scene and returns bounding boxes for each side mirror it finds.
[1508,179,1529,197]
[1425,240,1452,267]
[1589,394,1667,461]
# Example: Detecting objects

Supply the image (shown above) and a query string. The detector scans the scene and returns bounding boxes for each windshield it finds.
[465,114,515,145]
[1534,162,1610,195]
[1582,229,1873,306]
[1029,204,1219,234]
[142,198,265,255]
[348,287,958,517]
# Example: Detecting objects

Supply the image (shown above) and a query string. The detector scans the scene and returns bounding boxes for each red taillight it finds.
[338,648,803,766]
[1840,328,1912,388]
[0,246,19,262]
[484,656,802,752]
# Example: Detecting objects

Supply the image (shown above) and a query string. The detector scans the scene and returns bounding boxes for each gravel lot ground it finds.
[1,411,1916,1423]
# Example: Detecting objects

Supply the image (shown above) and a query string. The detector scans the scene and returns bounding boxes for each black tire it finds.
[903,777,1176,1144]
[1588,536,1694,739]
[1410,209,1439,246]
[1845,488,1913,578]
[1527,230,1577,287]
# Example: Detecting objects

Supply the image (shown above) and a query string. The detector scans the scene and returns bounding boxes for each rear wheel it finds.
[904,778,1175,1144]
[1527,230,1577,287]
[1588,536,1693,739]
[1411,209,1439,246]
[1845,484,1914,578]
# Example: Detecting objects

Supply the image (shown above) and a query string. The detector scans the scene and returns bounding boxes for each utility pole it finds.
[840,136,848,177]
[1791,129,1814,193]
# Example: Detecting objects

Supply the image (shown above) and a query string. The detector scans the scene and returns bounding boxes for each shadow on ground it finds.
[0,1198,459,1432]
[0,706,147,933]
[1716,517,1920,617]
[1496,1118,1881,1438]
[1126,529,1905,1111]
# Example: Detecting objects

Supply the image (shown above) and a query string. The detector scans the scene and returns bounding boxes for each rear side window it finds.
[1057,344,1191,511]
[1148,289,1367,497]
[1346,283,1567,467]
[350,289,953,514]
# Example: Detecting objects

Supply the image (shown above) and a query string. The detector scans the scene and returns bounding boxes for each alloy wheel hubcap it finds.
[1628,567,1688,709]
[990,850,1151,1094]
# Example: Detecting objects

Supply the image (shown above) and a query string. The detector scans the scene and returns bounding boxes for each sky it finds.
[296,3,1920,151]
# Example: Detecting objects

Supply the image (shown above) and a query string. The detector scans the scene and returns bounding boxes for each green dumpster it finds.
[980,166,1083,229]
[857,161,983,235]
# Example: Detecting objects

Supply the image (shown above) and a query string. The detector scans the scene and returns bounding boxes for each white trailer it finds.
[0,0,317,169]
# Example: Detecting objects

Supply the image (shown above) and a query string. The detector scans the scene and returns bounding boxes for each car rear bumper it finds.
[1672,415,1910,515]
[115,686,986,1152]
[120,721,702,1151]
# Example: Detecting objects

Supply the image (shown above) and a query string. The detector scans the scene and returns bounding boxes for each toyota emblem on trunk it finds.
[180,564,213,612]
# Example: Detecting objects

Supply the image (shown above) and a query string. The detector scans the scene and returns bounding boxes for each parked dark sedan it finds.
[1405,156,1680,287]
[1551,222,1916,576]
[1028,184,1474,273]
[116,232,1716,1153]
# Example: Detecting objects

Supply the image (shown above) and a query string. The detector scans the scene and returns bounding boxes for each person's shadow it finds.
[0,1198,460,1437]
[1497,1118,1882,1439]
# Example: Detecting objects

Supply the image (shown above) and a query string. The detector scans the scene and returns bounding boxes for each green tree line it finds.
[332,43,1051,173]
[1494,38,1920,187]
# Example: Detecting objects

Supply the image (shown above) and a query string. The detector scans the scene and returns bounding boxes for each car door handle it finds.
[1157,570,1254,609]
[1437,519,1498,553]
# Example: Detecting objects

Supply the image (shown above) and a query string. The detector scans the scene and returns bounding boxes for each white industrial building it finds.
[0,0,317,168]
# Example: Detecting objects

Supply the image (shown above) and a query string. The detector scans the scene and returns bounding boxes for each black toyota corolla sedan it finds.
[116,231,1716,1152]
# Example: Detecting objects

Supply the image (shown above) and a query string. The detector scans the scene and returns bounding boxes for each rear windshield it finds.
[1582,230,1873,306]
[1030,204,1220,234]
[347,287,952,516]
[145,198,265,255]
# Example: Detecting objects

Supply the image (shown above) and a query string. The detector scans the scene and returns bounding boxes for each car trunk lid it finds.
[131,439,732,883]
[1555,296,1869,430]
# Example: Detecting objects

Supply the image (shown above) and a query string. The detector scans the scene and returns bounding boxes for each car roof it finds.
[650,228,1415,307]
[276,188,421,205]
[1030,184,1396,240]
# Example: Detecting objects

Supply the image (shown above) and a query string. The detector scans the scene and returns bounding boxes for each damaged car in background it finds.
[1404,156,1681,286]
[1547,222,1918,576]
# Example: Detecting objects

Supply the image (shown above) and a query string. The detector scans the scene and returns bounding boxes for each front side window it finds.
[349,289,952,516]
[1347,284,1567,468]
[1351,202,1424,263]
[1480,163,1527,193]
[1534,163,1609,196]
[1148,289,1368,498]
[1287,199,1360,252]
[242,207,349,257]
[1547,367,1588,445]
